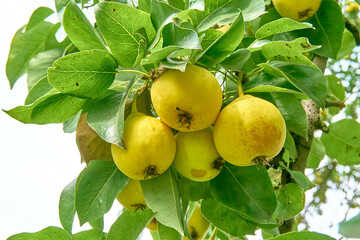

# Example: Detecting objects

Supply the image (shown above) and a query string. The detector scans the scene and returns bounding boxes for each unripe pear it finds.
[111,112,176,180]
[213,95,286,166]
[151,64,223,132]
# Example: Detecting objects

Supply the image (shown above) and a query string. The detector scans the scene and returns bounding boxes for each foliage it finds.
[3,0,360,239]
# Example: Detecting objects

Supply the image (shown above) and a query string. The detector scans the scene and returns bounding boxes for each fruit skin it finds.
[146,218,158,231]
[346,2,359,13]
[213,95,286,166]
[116,179,147,211]
[173,127,224,182]
[272,0,322,21]
[187,204,210,240]
[111,112,176,180]
[151,64,223,132]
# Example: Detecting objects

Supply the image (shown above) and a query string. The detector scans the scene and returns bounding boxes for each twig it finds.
[326,100,346,109]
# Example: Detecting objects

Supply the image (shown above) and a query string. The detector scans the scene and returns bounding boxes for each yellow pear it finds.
[272,0,322,21]
[116,179,147,211]
[213,95,286,166]
[111,112,176,180]
[151,64,223,132]
[187,204,210,240]
[173,127,224,182]
[146,218,158,231]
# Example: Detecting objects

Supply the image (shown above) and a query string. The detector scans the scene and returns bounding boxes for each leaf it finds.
[189,180,212,202]
[59,178,77,233]
[48,50,118,99]
[86,83,136,147]
[272,53,319,69]
[245,86,304,95]
[274,183,305,222]
[76,160,129,225]
[255,18,314,40]
[6,21,54,88]
[220,48,251,71]
[25,76,54,105]
[4,90,86,124]
[63,111,82,133]
[76,113,113,164]
[296,0,344,59]
[271,93,308,138]
[8,226,72,240]
[284,131,297,160]
[158,222,181,240]
[141,169,185,235]
[339,213,360,238]
[27,49,63,90]
[89,217,105,231]
[261,61,328,109]
[201,198,257,237]
[321,119,360,165]
[73,229,107,240]
[336,30,356,60]
[307,138,326,169]
[197,0,251,32]
[242,0,266,21]
[63,0,107,51]
[141,46,180,66]
[267,231,335,240]
[198,10,245,64]
[210,164,277,222]
[261,37,319,60]
[327,75,345,101]
[163,23,202,50]
[95,2,156,67]
[26,7,54,31]
[107,209,155,240]
[280,163,314,190]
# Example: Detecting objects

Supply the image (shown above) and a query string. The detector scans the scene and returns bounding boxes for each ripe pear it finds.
[173,127,224,182]
[272,0,322,21]
[213,95,286,166]
[116,179,147,211]
[187,204,210,240]
[146,218,158,231]
[111,112,176,180]
[151,64,223,132]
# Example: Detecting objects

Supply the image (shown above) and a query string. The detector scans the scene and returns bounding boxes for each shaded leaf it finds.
[26,7,54,31]
[25,76,54,105]
[307,138,326,169]
[267,231,335,240]
[220,48,251,71]
[59,178,77,233]
[8,226,72,240]
[158,222,181,240]
[48,50,118,99]
[76,160,129,225]
[284,131,297,160]
[339,213,360,238]
[73,229,107,240]
[327,75,345,101]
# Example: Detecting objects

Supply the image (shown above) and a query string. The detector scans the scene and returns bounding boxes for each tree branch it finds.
[326,100,346,109]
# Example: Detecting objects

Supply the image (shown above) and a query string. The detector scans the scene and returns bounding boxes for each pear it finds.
[111,112,176,180]
[272,0,322,21]
[151,64,223,132]
[213,95,286,166]
[186,204,210,240]
[116,179,147,211]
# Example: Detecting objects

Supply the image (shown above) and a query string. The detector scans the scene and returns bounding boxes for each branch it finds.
[326,100,346,109]
[344,17,360,46]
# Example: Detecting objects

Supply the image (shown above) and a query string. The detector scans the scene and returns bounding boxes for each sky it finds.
[0,1,357,240]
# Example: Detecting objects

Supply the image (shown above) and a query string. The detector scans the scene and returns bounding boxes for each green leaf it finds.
[141,169,185,235]
[197,0,251,32]
[48,50,118,99]
[151,0,180,30]
[280,163,314,190]
[220,49,251,71]
[141,46,180,66]
[210,164,277,222]
[95,2,156,67]
[76,160,129,225]
[261,61,328,109]
[339,213,360,238]
[6,21,54,88]
[163,23,201,50]
[307,138,326,169]
[45,23,72,50]
[297,0,344,59]
[26,7,54,31]
[271,93,308,138]
[255,18,313,40]
[201,198,257,237]
[271,53,319,69]
[242,0,266,21]
[8,226,72,240]
[25,76,54,105]
[198,10,245,64]
[107,209,155,240]
[274,183,305,222]
[89,217,105,231]
[321,119,360,165]
[245,85,304,95]
[284,131,297,160]
[336,30,356,60]
[261,37,319,60]
[158,222,181,240]
[59,178,77,233]
[73,229,107,240]
[267,231,335,240]
[327,75,345,101]
[4,90,86,124]
[63,0,107,51]
[189,180,212,202]
[63,111,82,133]
[27,49,63,90]
[86,81,136,147]
[168,0,186,9]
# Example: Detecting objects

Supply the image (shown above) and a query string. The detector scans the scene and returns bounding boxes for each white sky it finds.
[0,1,357,240]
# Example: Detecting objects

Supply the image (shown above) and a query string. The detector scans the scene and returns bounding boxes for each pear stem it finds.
[131,91,139,114]
[237,71,245,97]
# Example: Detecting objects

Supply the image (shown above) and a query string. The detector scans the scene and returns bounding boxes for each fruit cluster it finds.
[111,64,286,234]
